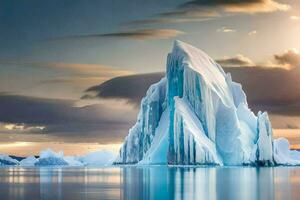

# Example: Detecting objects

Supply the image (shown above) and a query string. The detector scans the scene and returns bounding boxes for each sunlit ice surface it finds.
[0,166,300,200]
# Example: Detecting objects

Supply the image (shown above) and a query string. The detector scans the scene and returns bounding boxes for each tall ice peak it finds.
[114,41,300,166]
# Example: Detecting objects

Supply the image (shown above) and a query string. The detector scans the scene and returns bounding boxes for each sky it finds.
[1,0,300,156]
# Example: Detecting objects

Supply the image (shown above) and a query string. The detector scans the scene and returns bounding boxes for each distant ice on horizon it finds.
[0,149,117,167]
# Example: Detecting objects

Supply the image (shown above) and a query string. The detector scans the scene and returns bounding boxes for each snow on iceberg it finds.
[115,40,300,166]
[19,156,38,166]
[0,154,19,166]
[64,156,84,166]
[273,138,300,165]
[35,149,68,166]
[32,149,116,166]
[78,150,117,166]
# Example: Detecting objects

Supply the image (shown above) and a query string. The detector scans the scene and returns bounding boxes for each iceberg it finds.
[64,156,84,166]
[19,156,38,166]
[0,149,117,166]
[115,40,300,166]
[273,138,300,165]
[78,150,117,166]
[0,154,19,166]
[35,149,68,166]
[32,149,116,166]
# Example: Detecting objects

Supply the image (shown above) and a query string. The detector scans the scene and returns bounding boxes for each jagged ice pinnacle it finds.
[114,40,300,166]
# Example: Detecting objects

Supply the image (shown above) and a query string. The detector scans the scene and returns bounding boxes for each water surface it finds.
[0,166,299,200]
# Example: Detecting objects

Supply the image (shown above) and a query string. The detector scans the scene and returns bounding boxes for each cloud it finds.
[290,16,300,20]
[128,0,290,26]
[125,7,220,26]
[100,29,184,40]
[0,123,45,133]
[39,77,109,86]
[159,7,220,18]
[82,72,164,104]
[216,54,254,66]
[0,94,138,143]
[248,30,257,36]
[0,60,133,99]
[217,27,236,33]
[225,66,300,108]
[54,29,184,41]
[182,0,290,13]
[0,60,132,77]
[274,49,300,69]
[217,49,300,69]
[44,62,132,77]
[126,17,213,26]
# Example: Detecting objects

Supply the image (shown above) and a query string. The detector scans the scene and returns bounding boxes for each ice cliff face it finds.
[115,40,298,166]
[115,78,167,164]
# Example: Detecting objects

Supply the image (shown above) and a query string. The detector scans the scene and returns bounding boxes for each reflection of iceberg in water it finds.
[39,168,122,200]
[274,167,297,200]
[121,167,169,200]
[171,168,217,200]
[121,167,275,200]
[1,167,300,200]
[39,168,62,200]
[216,168,274,200]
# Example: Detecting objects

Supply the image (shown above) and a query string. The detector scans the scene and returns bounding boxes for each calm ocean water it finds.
[0,166,299,200]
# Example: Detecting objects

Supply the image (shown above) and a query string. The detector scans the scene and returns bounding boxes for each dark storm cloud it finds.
[82,73,164,104]
[0,94,137,143]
